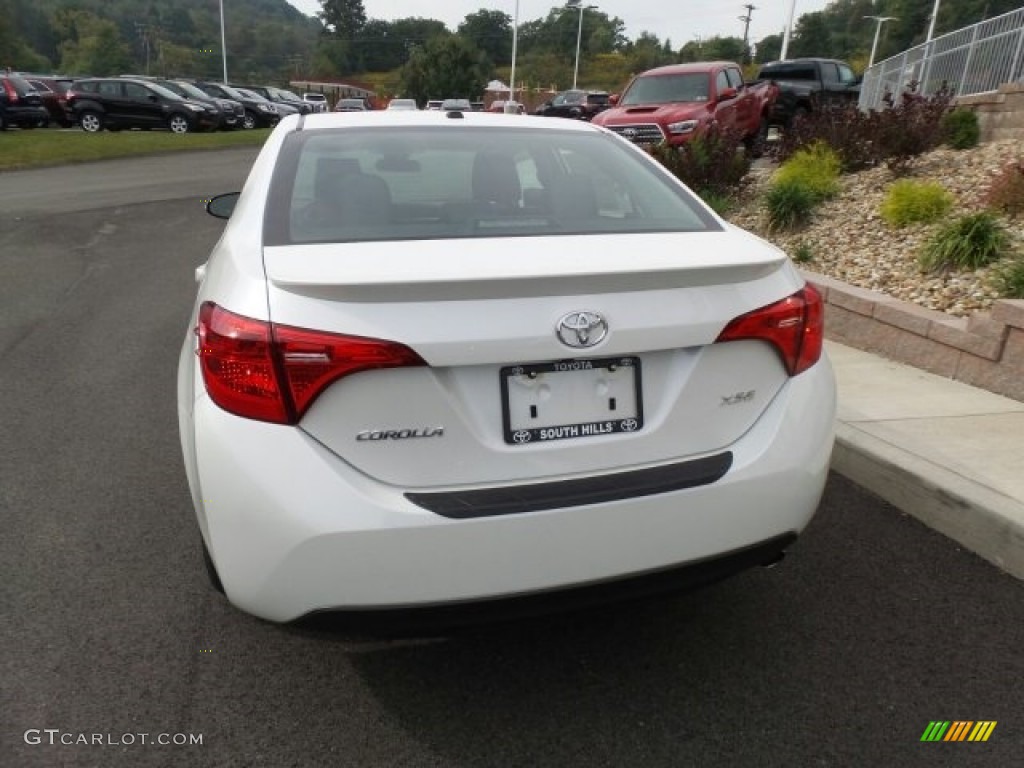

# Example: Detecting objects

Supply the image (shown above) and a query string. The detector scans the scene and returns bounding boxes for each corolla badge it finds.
[556,311,608,348]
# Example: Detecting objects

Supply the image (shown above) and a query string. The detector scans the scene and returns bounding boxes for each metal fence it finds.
[859,6,1024,111]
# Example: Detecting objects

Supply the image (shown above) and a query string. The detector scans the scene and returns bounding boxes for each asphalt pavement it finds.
[1,151,1022,766]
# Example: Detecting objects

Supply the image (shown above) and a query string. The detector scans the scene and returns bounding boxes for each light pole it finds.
[926,0,941,42]
[864,16,897,68]
[219,0,228,83]
[566,1,597,91]
[507,0,519,112]
[781,0,797,59]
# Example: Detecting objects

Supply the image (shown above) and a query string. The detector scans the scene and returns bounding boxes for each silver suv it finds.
[302,93,328,112]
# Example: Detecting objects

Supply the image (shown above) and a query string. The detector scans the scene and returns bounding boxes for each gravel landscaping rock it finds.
[725,140,1024,316]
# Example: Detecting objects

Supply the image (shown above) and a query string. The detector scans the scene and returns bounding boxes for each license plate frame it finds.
[500,356,643,445]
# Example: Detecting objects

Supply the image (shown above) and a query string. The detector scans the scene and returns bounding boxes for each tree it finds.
[400,35,489,104]
[789,12,832,58]
[623,31,675,72]
[458,10,512,67]
[754,33,782,64]
[319,0,366,38]
[58,14,132,75]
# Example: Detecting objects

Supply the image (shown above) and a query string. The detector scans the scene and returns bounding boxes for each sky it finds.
[287,1,836,49]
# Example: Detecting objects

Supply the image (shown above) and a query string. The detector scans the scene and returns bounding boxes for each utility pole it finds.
[739,4,757,64]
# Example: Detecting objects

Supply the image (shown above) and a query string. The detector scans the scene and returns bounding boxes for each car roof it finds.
[636,62,736,76]
[295,111,601,133]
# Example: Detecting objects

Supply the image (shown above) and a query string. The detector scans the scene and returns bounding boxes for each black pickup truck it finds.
[756,58,860,127]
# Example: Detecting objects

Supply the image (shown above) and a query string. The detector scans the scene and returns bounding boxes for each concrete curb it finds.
[832,421,1024,580]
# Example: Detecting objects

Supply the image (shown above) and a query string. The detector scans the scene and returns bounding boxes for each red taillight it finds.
[3,80,18,103]
[715,284,824,376]
[197,302,425,424]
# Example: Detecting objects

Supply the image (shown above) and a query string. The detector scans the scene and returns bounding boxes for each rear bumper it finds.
[187,358,835,622]
[296,533,797,631]
[3,105,48,126]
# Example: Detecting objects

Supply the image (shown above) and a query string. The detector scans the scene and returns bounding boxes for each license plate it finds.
[500,357,643,445]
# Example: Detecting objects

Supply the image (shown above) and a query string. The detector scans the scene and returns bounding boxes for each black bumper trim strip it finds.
[405,452,733,518]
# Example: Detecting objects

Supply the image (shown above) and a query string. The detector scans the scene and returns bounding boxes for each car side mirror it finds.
[609,93,619,105]
[206,192,240,219]
[719,86,738,100]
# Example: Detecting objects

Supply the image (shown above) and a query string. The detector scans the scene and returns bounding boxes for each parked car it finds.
[534,89,611,120]
[756,58,861,127]
[425,100,444,110]
[234,87,300,119]
[386,98,418,110]
[20,74,74,127]
[488,100,525,114]
[0,73,49,130]
[180,110,835,623]
[193,81,279,129]
[440,98,472,112]
[65,77,219,133]
[158,79,245,130]
[592,61,778,151]
[302,92,328,112]
[238,84,313,115]
[335,98,369,112]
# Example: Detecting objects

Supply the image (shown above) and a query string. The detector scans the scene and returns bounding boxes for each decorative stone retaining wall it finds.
[956,83,1024,142]
[804,272,1024,402]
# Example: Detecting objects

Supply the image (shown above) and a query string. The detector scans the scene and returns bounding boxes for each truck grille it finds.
[607,123,665,145]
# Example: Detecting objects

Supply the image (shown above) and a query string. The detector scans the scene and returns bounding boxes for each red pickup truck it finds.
[592,61,778,150]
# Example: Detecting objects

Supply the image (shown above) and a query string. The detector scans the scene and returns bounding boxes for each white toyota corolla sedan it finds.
[178,110,836,623]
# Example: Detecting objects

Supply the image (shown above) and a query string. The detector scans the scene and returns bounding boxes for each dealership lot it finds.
[2,152,1022,766]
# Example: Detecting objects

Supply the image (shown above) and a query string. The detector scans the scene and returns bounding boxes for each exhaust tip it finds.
[761,551,786,569]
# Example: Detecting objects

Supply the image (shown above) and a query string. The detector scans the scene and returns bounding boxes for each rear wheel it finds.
[744,116,769,158]
[79,111,103,132]
[168,113,191,134]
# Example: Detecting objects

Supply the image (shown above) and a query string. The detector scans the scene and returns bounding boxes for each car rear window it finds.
[263,126,719,245]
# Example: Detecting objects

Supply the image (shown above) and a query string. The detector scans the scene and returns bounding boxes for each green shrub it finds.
[774,143,841,202]
[699,190,733,216]
[983,160,1024,217]
[918,212,1010,272]
[792,242,814,263]
[764,180,817,232]
[880,180,954,227]
[942,108,981,149]
[993,256,1024,298]
[648,126,751,200]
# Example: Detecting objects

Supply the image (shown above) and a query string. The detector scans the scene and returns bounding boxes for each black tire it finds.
[79,110,103,133]
[0,112,7,131]
[201,539,225,594]
[242,110,257,130]
[168,113,191,134]
[744,116,770,158]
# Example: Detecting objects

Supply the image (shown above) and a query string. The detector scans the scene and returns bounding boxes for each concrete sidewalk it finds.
[827,341,1024,580]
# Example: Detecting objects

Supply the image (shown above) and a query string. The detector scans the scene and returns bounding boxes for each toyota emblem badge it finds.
[556,311,608,348]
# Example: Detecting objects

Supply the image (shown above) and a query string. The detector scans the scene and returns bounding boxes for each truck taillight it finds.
[196,302,426,424]
[715,285,824,376]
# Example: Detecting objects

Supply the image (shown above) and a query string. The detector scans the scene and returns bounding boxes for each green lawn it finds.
[0,128,271,172]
